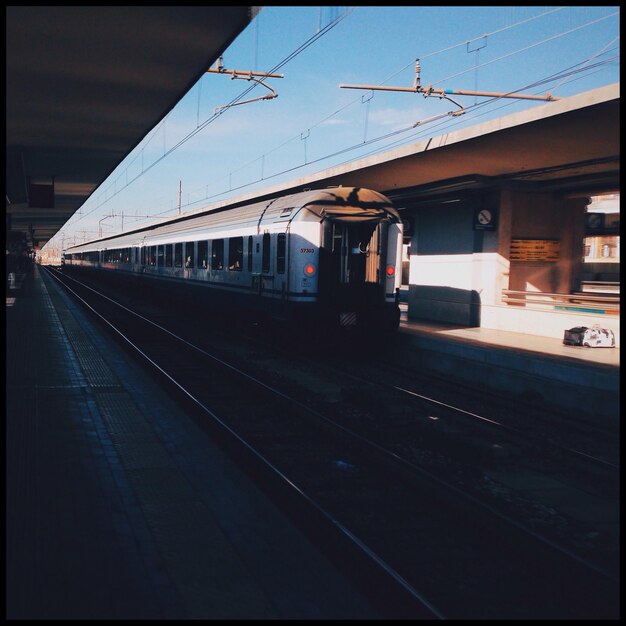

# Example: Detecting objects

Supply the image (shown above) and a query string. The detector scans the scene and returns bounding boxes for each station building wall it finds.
[406,188,619,345]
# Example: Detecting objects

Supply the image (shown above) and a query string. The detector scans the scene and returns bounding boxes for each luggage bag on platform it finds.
[563,325,615,348]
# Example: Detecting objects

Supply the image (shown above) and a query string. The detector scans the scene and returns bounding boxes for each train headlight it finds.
[386,265,396,277]
[303,263,316,277]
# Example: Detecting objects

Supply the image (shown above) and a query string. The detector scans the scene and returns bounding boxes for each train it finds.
[63,186,403,331]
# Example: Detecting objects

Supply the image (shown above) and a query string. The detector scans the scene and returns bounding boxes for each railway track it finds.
[47,267,620,619]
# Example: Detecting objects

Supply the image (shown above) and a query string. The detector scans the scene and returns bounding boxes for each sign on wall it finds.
[473,207,497,230]
[510,239,560,261]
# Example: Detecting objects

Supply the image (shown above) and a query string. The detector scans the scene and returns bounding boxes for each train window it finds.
[184,242,194,268]
[197,241,208,269]
[150,246,157,266]
[212,239,224,270]
[174,243,183,268]
[157,245,164,267]
[165,244,173,267]
[247,236,253,272]
[262,233,271,273]
[228,236,243,271]
[277,233,286,274]
[124,248,130,263]
[141,247,146,266]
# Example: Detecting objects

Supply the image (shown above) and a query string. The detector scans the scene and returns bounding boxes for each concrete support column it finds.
[504,188,584,296]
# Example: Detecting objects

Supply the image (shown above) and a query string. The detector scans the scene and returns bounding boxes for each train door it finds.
[260,232,278,315]
[276,232,288,298]
[319,218,388,323]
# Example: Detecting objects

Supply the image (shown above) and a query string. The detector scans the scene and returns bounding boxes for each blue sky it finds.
[54,6,620,248]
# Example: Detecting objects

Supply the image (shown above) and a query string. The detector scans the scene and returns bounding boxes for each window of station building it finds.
[197,240,208,269]
[228,236,243,271]
[184,242,194,268]
[212,239,224,270]
[276,233,286,274]
[247,235,253,272]
[157,245,164,267]
[582,193,620,290]
[165,244,173,267]
[262,233,271,273]
[174,242,183,268]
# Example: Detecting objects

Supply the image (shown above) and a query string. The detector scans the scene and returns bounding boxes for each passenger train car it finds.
[63,186,403,331]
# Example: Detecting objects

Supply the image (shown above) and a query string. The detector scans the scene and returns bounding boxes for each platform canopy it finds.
[6,6,256,249]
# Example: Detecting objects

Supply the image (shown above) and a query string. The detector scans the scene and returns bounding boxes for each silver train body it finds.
[63,187,403,331]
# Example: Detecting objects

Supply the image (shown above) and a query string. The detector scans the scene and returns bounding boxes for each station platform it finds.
[397,304,620,425]
[6,265,381,620]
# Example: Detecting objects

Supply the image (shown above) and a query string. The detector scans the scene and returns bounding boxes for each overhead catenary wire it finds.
[53,7,618,248]
[64,5,569,231]
[177,52,618,210]
[60,7,355,234]
[177,10,618,212]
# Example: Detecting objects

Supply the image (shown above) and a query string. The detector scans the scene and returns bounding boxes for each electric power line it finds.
[52,7,619,248]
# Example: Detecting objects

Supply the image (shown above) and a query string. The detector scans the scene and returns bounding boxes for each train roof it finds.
[65,186,399,253]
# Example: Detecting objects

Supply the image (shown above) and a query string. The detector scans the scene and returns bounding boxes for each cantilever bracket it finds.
[208,57,283,113]
[340,58,558,102]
